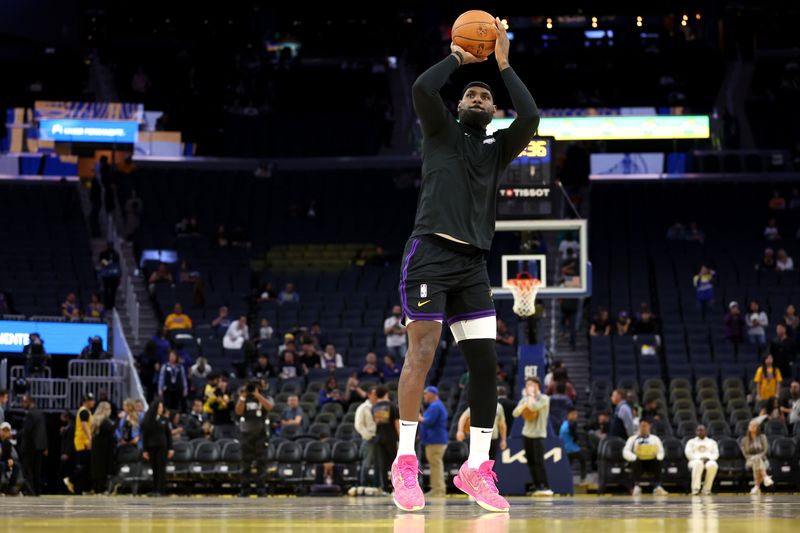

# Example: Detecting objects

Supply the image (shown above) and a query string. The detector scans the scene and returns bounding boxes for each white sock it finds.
[396,420,418,458]
[467,426,493,468]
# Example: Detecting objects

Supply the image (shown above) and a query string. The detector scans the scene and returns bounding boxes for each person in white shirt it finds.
[558,235,579,260]
[746,301,769,349]
[684,425,719,495]
[623,419,668,496]
[223,316,250,350]
[383,305,407,360]
[321,343,344,369]
[354,386,379,489]
[776,249,794,271]
[189,357,213,379]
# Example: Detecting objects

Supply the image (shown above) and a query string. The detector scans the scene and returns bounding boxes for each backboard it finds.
[490,219,590,299]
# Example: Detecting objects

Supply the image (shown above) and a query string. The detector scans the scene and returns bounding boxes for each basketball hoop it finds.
[507,272,541,318]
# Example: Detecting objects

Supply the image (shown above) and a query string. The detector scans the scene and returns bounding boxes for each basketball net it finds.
[507,272,541,318]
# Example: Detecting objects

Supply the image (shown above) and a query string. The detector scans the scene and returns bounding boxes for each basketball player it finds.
[391,18,539,512]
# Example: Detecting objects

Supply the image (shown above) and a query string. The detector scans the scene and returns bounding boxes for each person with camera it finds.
[235,379,273,497]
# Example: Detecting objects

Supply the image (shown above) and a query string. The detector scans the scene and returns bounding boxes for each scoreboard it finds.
[496,136,554,219]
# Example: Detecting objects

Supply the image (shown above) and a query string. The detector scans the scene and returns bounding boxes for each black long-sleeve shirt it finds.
[141,415,173,450]
[410,55,540,250]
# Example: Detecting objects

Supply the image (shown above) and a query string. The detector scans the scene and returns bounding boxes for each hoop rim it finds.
[506,271,542,287]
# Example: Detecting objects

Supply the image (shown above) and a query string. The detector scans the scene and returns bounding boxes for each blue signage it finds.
[0,320,108,355]
[494,344,574,495]
[39,119,139,143]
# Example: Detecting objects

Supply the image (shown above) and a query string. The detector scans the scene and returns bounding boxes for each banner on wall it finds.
[34,101,144,122]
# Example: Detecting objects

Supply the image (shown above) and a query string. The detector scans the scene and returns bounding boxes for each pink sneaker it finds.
[391,455,425,511]
[453,460,510,512]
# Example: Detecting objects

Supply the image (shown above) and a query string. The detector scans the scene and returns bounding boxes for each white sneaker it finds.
[653,486,669,496]
[763,475,774,487]
[533,489,554,496]
[750,486,761,495]
[702,489,712,496]
[691,490,700,496]
[632,485,642,496]
[347,486,358,496]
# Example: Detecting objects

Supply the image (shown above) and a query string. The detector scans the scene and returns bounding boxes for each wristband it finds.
[452,51,464,65]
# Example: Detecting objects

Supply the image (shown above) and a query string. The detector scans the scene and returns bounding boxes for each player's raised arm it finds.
[412,44,485,137]
[493,17,540,165]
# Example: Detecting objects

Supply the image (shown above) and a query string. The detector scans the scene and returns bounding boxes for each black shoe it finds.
[256,489,267,497]
[147,492,161,497]
[238,490,251,498]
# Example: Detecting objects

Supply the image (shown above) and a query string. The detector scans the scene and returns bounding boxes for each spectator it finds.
[610,389,635,440]
[150,327,170,364]
[623,419,668,496]
[256,282,277,302]
[759,397,784,422]
[159,350,188,413]
[61,292,81,321]
[692,264,716,319]
[641,399,662,423]
[298,341,321,370]
[559,298,578,349]
[148,263,174,293]
[559,408,586,483]
[378,354,399,380]
[759,248,776,271]
[763,218,781,241]
[79,336,109,360]
[89,401,116,494]
[116,399,141,448]
[141,400,174,497]
[344,374,368,406]
[590,308,612,336]
[746,301,769,351]
[64,394,94,494]
[560,248,579,278]
[496,318,515,346]
[0,422,18,495]
[123,189,143,238]
[497,386,516,435]
[23,333,50,377]
[768,190,786,211]
[632,306,658,336]
[19,395,47,496]
[211,306,232,336]
[98,243,122,309]
[783,304,799,339]
[280,395,305,430]
[513,377,552,496]
[278,333,296,354]
[587,411,610,468]
[0,390,7,425]
[740,419,773,495]
[754,355,783,401]
[319,377,345,407]
[190,357,213,379]
[769,324,796,378]
[776,249,794,271]
[354,386,379,490]
[666,222,686,241]
[177,260,199,284]
[205,375,232,427]
[383,305,407,360]
[223,316,250,350]
[558,233,580,260]
[278,352,303,380]
[360,352,381,379]
[371,386,399,493]
[616,311,631,336]
[685,222,705,244]
[546,369,577,403]
[277,283,300,304]
[724,301,746,345]
[307,322,327,348]
[250,354,275,380]
[180,400,207,440]
[86,293,105,320]
[419,386,448,498]
[320,344,344,369]
[164,303,192,331]
[543,360,563,389]
[684,424,719,496]
[256,318,274,341]
[786,381,800,427]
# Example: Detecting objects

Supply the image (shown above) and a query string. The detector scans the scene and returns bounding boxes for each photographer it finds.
[235,379,273,497]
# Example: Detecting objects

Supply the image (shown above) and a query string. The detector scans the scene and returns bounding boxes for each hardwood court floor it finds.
[1,494,799,532]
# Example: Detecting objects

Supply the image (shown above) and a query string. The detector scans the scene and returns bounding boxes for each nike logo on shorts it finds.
[417,300,431,307]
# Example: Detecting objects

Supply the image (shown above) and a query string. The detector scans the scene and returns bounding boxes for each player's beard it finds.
[458,108,493,129]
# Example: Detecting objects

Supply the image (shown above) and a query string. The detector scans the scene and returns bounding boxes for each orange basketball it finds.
[451,10,497,59]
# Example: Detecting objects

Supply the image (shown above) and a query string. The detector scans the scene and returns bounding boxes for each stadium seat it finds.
[334,423,357,441]
[765,420,788,439]
[715,437,745,490]
[218,441,243,478]
[274,441,304,490]
[302,441,331,484]
[113,445,145,494]
[768,438,798,490]
[332,441,360,486]
[190,441,221,478]
[661,437,690,492]
[308,423,333,439]
[705,420,730,438]
[597,437,628,493]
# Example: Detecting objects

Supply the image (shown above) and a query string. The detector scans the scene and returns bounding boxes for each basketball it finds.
[451,10,497,58]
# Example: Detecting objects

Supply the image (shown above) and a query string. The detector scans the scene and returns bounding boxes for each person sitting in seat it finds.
[684,424,719,495]
[623,419,668,496]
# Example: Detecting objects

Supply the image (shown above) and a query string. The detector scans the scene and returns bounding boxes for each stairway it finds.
[115,240,160,357]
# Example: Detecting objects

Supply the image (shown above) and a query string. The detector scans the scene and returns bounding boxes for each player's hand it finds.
[456,430,465,442]
[493,18,510,69]
[450,43,485,64]
[142,451,150,461]
[500,439,508,451]
[168,450,175,459]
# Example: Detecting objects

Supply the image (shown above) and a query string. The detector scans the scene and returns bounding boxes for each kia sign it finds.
[0,320,108,355]
[39,119,139,143]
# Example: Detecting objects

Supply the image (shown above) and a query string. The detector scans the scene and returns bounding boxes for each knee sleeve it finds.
[459,338,497,427]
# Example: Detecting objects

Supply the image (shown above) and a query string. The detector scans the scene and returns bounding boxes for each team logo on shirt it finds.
[483,137,496,145]
[420,284,428,298]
